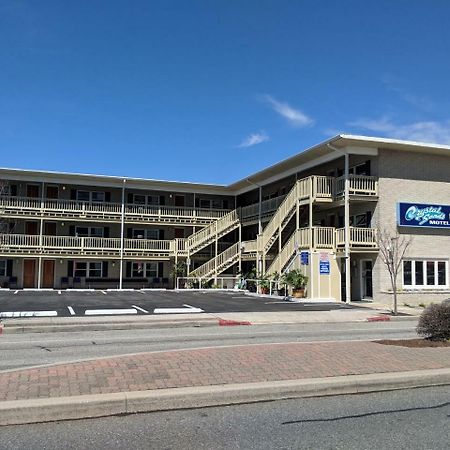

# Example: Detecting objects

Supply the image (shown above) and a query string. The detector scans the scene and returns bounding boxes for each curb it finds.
[0,368,449,426]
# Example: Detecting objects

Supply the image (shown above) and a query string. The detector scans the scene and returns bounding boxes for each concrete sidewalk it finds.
[0,339,449,425]
[0,305,418,334]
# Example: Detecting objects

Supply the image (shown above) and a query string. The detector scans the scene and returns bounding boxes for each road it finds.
[1,386,448,449]
[0,321,417,370]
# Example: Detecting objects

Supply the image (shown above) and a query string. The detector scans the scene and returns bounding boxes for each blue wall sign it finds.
[300,251,309,265]
[398,203,450,229]
[319,261,330,275]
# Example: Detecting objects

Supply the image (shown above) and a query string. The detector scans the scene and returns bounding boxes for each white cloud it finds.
[263,95,314,127]
[238,131,270,148]
[349,116,450,145]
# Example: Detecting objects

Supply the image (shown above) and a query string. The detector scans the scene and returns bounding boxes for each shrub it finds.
[416,303,450,341]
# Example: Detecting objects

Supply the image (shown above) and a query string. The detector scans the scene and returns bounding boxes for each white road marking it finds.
[132,305,149,314]
[0,311,58,318]
[153,304,204,314]
[101,290,107,295]
[14,290,19,295]
[84,308,137,316]
[58,291,62,295]
[67,306,75,316]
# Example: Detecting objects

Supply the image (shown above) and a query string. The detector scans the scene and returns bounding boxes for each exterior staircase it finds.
[183,209,240,256]
[190,242,240,279]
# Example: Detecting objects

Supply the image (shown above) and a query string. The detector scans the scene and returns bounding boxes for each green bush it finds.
[416,303,450,341]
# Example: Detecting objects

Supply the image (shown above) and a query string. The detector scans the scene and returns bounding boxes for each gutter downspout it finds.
[327,143,351,304]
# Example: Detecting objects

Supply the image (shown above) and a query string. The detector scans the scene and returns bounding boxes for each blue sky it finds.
[1,0,450,184]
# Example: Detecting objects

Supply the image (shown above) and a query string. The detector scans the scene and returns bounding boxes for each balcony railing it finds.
[0,233,174,258]
[0,196,229,223]
[336,175,378,197]
[240,195,286,222]
[336,227,378,248]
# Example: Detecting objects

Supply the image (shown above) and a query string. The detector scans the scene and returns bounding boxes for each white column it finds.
[119,179,126,290]
[214,221,218,283]
[38,181,44,289]
[344,153,351,303]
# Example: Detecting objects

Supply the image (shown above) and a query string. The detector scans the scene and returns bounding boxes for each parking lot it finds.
[0,290,359,318]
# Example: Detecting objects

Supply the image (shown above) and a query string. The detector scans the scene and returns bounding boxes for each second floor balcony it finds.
[0,196,230,225]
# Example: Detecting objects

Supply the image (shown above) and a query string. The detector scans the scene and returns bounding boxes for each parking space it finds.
[0,290,360,318]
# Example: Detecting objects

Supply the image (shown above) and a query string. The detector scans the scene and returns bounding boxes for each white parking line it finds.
[0,311,58,318]
[67,306,75,316]
[101,290,107,295]
[154,304,204,314]
[132,305,149,314]
[14,290,19,295]
[84,309,137,316]
[58,291,62,295]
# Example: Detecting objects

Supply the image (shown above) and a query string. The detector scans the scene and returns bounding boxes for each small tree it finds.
[377,228,411,315]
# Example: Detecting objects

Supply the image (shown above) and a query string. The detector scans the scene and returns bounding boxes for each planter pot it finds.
[260,287,270,295]
[292,288,305,298]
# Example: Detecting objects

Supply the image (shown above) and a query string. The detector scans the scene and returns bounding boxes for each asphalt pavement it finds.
[0,290,361,318]
[1,386,448,449]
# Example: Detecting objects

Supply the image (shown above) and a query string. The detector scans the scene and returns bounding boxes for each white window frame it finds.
[73,261,103,278]
[145,262,158,278]
[77,190,105,203]
[0,260,6,277]
[88,262,103,278]
[75,226,104,238]
[403,259,449,289]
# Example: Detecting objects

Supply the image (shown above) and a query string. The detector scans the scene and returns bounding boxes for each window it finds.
[76,191,90,202]
[132,262,145,277]
[146,229,160,240]
[0,260,6,276]
[91,191,105,203]
[73,262,103,278]
[146,262,158,278]
[88,262,102,277]
[200,199,211,209]
[74,262,87,277]
[77,191,105,202]
[133,229,145,239]
[147,195,159,205]
[403,260,448,289]
[75,227,104,237]
[133,194,146,205]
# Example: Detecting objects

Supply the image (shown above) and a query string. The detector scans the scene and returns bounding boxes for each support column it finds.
[119,179,126,290]
[238,225,242,274]
[38,182,44,289]
[214,221,218,283]
[344,153,351,303]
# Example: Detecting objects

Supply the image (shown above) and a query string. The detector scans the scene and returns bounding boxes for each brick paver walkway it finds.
[0,341,449,402]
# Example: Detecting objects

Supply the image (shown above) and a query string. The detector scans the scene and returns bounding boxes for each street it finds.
[0,321,417,370]
[1,386,448,449]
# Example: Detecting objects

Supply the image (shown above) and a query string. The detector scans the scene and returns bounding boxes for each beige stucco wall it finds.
[372,148,450,306]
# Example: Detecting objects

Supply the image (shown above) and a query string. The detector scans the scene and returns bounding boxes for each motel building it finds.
[0,135,449,306]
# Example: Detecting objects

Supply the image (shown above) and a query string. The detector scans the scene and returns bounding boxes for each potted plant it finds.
[257,276,270,295]
[281,269,308,298]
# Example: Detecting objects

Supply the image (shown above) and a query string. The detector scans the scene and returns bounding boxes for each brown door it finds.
[25,221,39,235]
[174,195,185,207]
[42,260,55,288]
[23,260,36,288]
[27,185,39,198]
[44,222,57,236]
[46,186,59,199]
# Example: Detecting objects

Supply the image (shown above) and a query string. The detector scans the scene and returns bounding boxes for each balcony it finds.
[0,234,174,259]
[0,196,229,225]
[336,227,378,250]
[335,175,378,197]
